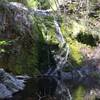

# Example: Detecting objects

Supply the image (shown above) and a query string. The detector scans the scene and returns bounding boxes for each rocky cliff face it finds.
[0,2,44,75]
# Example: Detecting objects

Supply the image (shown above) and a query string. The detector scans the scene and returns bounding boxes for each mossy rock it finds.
[0,2,45,75]
[7,40,39,75]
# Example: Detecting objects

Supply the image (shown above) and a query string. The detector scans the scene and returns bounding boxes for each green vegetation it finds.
[1,0,100,74]
[69,39,84,67]
[1,0,100,100]
[0,40,8,45]
[73,85,86,100]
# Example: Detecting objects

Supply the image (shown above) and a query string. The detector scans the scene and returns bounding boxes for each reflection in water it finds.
[5,77,87,100]
[8,77,57,100]
[37,76,57,97]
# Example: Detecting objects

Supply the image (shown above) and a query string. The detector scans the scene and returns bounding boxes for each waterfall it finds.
[54,19,65,45]
[48,19,70,76]
[44,19,72,100]
[53,19,72,100]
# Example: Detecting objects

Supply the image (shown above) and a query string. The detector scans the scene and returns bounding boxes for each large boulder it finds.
[0,2,44,75]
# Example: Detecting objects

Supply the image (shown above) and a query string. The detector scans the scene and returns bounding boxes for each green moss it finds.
[8,42,39,75]
[0,40,8,45]
[61,20,86,38]
[70,45,83,66]
[73,85,86,100]
[27,0,37,8]
[68,38,83,68]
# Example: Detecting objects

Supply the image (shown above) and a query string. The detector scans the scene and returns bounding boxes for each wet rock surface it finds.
[0,68,29,99]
